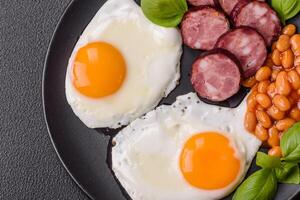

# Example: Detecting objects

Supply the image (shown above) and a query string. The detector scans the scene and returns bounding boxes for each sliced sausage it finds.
[233,1,281,46]
[187,0,216,6]
[181,6,230,50]
[215,27,267,78]
[218,0,265,15]
[219,0,247,15]
[228,0,250,17]
[191,49,241,101]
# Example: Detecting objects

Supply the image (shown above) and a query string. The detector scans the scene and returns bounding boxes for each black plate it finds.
[43,0,300,199]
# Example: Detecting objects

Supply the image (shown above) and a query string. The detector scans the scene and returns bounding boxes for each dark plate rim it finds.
[42,0,93,199]
[41,0,300,200]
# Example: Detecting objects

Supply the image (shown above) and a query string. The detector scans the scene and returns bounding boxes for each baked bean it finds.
[267,83,276,98]
[255,124,269,141]
[268,146,282,158]
[291,34,300,56]
[267,105,285,120]
[273,95,291,111]
[256,93,272,108]
[255,66,272,81]
[248,89,257,100]
[276,35,291,52]
[295,56,300,66]
[276,71,291,96]
[256,110,272,128]
[268,126,280,147]
[271,69,280,81]
[242,76,257,88]
[276,118,295,131]
[288,70,300,90]
[258,80,270,93]
[282,24,296,36]
[290,107,300,121]
[272,49,282,66]
[244,111,257,133]
[247,92,258,112]
[281,49,294,69]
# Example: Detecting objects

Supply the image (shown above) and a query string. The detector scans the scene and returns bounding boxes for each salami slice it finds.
[187,0,216,6]
[191,49,241,102]
[181,6,230,50]
[219,0,246,15]
[215,27,267,78]
[233,1,281,46]
[218,0,265,15]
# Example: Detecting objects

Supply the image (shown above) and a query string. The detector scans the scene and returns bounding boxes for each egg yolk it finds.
[72,42,126,98]
[180,132,240,190]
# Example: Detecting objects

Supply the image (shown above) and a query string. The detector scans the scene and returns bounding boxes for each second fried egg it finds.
[112,93,261,200]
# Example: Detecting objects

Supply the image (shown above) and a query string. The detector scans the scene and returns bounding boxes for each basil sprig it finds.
[141,0,188,27]
[233,169,277,200]
[275,162,300,184]
[234,122,300,200]
[256,152,281,169]
[271,0,300,24]
[281,122,300,162]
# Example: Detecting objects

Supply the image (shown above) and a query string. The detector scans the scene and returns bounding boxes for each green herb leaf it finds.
[275,162,300,184]
[256,152,281,169]
[233,169,277,200]
[141,0,188,27]
[281,122,300,163]
[271,0,300,24]
[285,0,300,19]
[284,145,300,163]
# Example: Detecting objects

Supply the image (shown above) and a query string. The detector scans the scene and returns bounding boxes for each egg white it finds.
[65,0,182,128]
[112,93,261,200]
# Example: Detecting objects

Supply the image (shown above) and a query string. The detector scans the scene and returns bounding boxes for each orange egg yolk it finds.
[180,132,241,190]
[72,42,126,98]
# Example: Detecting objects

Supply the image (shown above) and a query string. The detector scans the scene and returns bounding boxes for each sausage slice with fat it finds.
[233,1,281,46]
[191,49,241,102]
[181,6,230,50]
[215,27,267,78]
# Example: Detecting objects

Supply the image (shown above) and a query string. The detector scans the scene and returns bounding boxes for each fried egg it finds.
[65,0,182,128]
[112,93,261,200]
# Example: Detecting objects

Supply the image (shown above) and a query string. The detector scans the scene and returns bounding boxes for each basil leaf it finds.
[275,162,300,184]
[141,0,188,27]
[256,152,281,169]
[285,0,300,20]
[233,169,277,200]
[281,122,300,163]
[284,145,300,163]
[271,0,300,24]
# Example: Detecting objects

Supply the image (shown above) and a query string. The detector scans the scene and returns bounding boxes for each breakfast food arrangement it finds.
[62,0,300,199]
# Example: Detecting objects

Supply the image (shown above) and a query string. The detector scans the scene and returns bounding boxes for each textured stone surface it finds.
[0,0,88,199]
